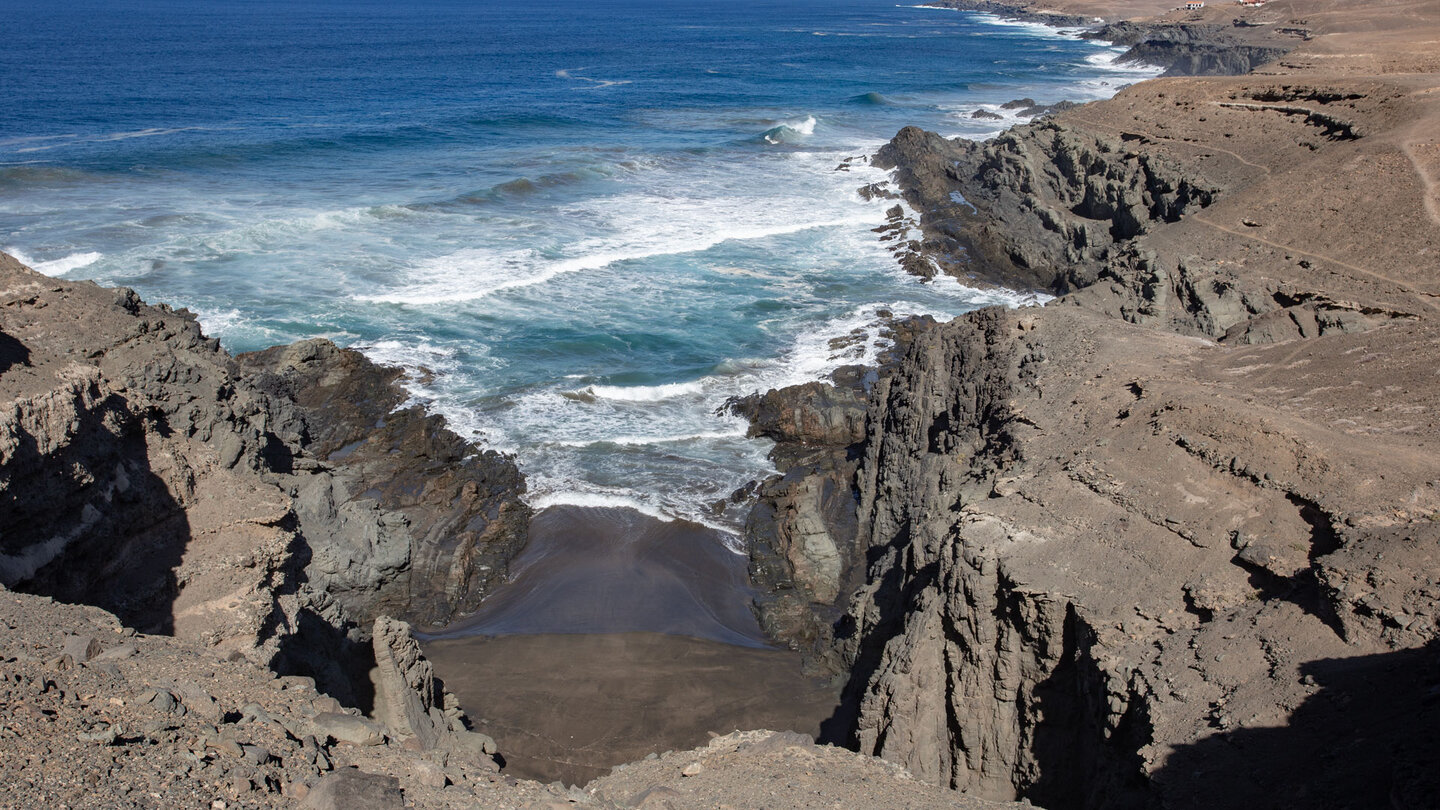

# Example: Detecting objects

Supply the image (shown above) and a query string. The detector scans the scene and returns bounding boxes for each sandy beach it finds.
[422,505,841,784]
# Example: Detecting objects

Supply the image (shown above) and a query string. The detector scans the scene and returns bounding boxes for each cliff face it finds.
[238,340,528,631]
[922,1,1300,78]
[839,305,1440,807]
[0,252,529,704]
[729,319,935,668]
[751,4,1440,805]
[873,122,1221,294]
[1084,21,1297,77]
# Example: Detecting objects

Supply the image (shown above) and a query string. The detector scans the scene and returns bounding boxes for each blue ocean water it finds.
[1,0,1156,531]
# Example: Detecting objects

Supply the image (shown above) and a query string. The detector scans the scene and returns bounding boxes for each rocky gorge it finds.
[4,0,1440,806]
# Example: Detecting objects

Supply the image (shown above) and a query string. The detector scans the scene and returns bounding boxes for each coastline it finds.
[2,0,1439,806]
[923,0,1304,77]
[919,0,1101,27]
[740,0,1440,804]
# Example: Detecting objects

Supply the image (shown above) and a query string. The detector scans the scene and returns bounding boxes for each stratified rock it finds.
[774,18,1440,805]
[370,616,445,750]
[0,251,530,705]
[872,122,1221,295]
[727,381,867,453]
[828,303,1440,807]
[1084,21,1294,76]
[238,339,530,630]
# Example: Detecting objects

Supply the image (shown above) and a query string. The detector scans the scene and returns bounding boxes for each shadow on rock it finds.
[0,329,30,374]
[1151,638,1440,809]
[265,546,379,712]
[0,389,190,636]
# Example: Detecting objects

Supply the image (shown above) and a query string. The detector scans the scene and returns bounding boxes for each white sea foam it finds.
[1084,48,1165,79]
[967,12,1088,40]
[10,127,218,154]
[788,115,818,136]
[555,67,633,89]
[763,299,955,390]
[194,307,246,336]
[551,428,747,448]
[528,489,673,521]
[355,338,500,444]
[3,247,103,276]
[930,274,1053,308]
[356,212,878,307]
[525,486,745,549]
[582,381,707,402]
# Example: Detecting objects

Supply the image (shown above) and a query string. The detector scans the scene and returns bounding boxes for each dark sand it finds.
[421,505,841,785]
[425,505,768,647]
[426,632,840,785]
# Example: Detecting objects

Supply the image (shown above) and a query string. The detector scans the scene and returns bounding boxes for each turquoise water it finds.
[1,0,1156,531]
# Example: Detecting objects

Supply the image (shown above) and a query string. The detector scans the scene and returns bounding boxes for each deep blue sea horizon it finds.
[1,0,1158,530]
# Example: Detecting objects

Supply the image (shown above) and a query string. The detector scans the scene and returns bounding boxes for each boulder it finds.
[312,712,386,747]
[300,769,403,810]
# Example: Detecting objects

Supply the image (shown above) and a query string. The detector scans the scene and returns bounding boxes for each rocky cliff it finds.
[728,318,934,669]
[0,251,529,706]
[1083,20,1296,77]
[743,2,1440,806]
[922,0,1300,78]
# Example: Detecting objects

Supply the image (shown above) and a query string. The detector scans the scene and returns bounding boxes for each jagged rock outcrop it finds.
[0,251,529,706]
[727,320,935,666]
[921,0,1093,28]
[730,379,869,664]
[872,122,1221,294]
[1084,22,1294,77]
[802,294,1440,807]
[239,340,529,630]
[0,583,1030,808]
[369,615,497,759]
[924,1,1297,78]
[0,258,306,658]
[371,615,449,751]
[762,9,1440,806]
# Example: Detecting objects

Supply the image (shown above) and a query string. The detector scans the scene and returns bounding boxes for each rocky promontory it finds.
[738,0,1440,806]
[925,0,1303,77]
[0,251,530,707]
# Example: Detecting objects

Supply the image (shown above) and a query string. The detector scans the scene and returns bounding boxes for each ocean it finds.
[1,0,1158,534]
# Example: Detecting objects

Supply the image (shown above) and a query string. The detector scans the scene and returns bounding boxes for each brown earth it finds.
[426,632,839,787]
[740,0,1440,807]
[1,587,1005,809]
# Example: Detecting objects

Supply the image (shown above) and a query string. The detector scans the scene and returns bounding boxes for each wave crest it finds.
[755,115,818,145]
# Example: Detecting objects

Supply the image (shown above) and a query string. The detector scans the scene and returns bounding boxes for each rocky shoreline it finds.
[735,0,1440,806]
[0,251,531,709]
[0,253,1008,808]
[924,0,1304,77]
[4,0,1440,806]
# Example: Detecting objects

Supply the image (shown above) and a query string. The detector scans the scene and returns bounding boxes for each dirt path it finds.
[1190,212,1440,312]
